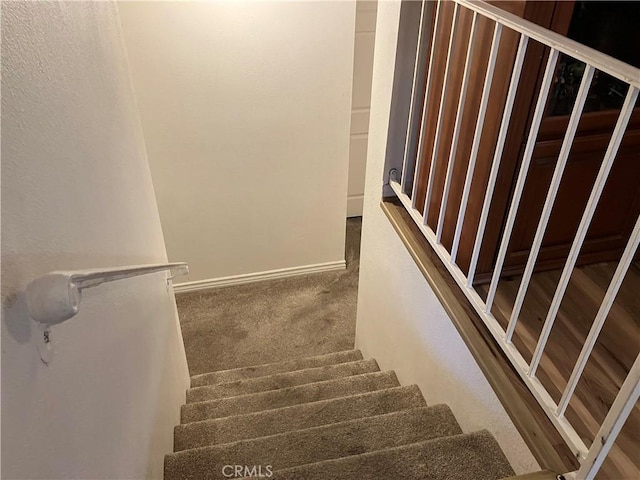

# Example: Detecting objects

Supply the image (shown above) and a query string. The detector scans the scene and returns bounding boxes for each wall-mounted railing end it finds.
[26,263,189,325]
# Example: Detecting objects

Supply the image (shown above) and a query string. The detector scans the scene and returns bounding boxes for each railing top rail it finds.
[387,3,639,476]
[26,262,189,325]
[456,0,640,89]
[53,262,189,289]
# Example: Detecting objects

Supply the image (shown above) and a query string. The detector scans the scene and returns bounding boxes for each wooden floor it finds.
[479,262,640,479]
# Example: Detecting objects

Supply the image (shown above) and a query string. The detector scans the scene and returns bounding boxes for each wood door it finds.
[411,1,563,279]
[411,1,639,283]
[499,1,640,278]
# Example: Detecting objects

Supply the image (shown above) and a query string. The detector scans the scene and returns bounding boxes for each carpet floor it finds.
[170,222,516,480]
[176,218,362,375]
[164,350,515,480]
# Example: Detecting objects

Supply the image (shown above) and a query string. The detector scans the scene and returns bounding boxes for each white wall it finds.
[1,2,189,478]
[348,1,377,217]
[117,1,355,285]
[355,1,539,474]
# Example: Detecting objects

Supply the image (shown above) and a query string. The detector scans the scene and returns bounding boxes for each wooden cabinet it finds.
[497,1,640,279]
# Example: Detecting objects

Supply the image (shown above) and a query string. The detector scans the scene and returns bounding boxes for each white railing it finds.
[26,263,189,325]
[386,1,639,478]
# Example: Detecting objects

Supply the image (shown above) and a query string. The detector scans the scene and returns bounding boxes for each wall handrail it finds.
[26,262,189,325]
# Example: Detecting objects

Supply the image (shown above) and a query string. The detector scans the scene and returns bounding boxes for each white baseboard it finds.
[347,195,364,217]
[173,260,346,293]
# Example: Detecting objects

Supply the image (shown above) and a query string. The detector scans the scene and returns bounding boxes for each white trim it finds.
[173,261,346,293]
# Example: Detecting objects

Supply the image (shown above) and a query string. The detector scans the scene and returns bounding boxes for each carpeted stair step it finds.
[264,430,515,480]
[186,359,379,403]
[175,385,426,450]
[164,405,461,480]
[181,370,399,424]
[190,350,363,387]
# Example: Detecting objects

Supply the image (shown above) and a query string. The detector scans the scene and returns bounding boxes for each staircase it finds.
[165,350,516,480]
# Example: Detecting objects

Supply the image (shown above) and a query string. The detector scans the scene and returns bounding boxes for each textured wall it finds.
[118,1,355,283]
[354,1,539,474]
[1,2,189,478]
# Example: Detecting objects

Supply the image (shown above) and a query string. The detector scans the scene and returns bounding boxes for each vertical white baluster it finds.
[411,0,444,209]
[506,64,594,343]
[485,49,559,313]
[467,33,528,287]
[530,86,638,376]
[557,214,640,416]
[423,3,460,225]
[450,22,502,263]
[574,355,640,480]
[435,12,479,244]
[401,0,434,195]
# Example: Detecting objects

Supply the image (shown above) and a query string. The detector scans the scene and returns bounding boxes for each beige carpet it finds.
[176,218,361,375]
[170,220,515,480]
[164,350,515,480]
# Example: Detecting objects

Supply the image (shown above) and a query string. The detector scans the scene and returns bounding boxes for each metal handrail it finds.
[458,0,640,88]
[26,263,189,325]
[385,1,640,478]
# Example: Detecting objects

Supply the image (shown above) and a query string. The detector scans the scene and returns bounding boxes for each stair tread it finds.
[190,350,363,387]
[186,359,379,403]
[175,385,426,450]
[181,370,399,423]
[263,430,515,480]
[164,405,462,480]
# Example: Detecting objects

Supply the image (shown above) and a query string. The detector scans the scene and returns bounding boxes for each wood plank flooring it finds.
[479,263,640,479]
